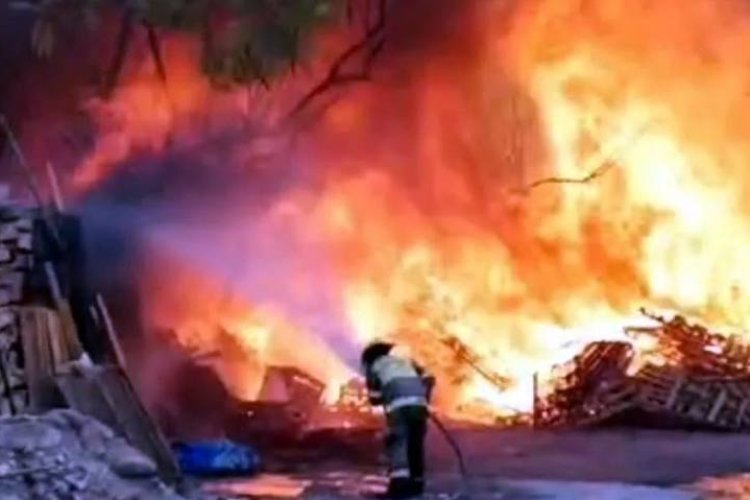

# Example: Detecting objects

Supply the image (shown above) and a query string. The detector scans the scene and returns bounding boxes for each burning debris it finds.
[535,311,750,430]
[230,366,327,445]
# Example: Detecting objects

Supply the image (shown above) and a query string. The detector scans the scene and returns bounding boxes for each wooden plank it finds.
[92,366,180,482]
[45,311,69,369]
[96,294,126,369]
[19,308,58,412]
[45,162,65,212]
[708,390,728,422]
[43,262,83,360]
[17,307,82,413]
[55,371,120,430]
[737,399,750,428]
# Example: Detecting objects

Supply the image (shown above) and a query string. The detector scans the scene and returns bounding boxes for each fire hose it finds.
[428,409,470,498]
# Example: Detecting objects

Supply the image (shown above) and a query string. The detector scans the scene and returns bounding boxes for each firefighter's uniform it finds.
[362,343,433,499]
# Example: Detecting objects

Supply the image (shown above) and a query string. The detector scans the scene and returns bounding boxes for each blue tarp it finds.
[173,441,261,477]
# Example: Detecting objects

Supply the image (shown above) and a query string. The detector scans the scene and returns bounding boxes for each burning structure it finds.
[4,0,750,437]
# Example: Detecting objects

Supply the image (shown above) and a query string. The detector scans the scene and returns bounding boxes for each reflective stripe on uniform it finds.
[372,356,419,385]
[385,395,427,413]
[389,468,410,478]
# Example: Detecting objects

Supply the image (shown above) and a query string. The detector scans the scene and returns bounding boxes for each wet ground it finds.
[202,427,750,498]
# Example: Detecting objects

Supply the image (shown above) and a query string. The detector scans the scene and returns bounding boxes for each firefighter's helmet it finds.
[360,340,394,368]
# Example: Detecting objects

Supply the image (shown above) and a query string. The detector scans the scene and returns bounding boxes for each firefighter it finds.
[361,341,435,499]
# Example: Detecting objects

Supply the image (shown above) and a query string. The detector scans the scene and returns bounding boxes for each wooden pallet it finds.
[635,366,750,430]
[537,327,750,430]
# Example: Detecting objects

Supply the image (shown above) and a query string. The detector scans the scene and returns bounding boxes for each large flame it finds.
[64,0,750,420]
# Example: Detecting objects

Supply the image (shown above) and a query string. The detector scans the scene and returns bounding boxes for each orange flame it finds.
[70,0,750,421]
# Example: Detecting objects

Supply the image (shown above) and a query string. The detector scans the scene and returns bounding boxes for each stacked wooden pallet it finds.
[535,313,750,430]
[534,341,635,427]
[634,365,750,429]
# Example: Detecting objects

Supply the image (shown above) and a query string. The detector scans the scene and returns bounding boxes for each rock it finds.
[0,420,62,451]
[41,408,94,432]
[79,419,116,456]
[105,440,158,478]
[0,494,27,500]
[0,411,183,499]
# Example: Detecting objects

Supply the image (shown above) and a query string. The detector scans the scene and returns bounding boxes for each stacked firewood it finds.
[0,208,35,415]
[535,312,750,430]
[0,207,34,307]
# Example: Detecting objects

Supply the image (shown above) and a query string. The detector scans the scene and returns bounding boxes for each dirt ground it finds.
[425,427,750,485]
[204,426,750,498]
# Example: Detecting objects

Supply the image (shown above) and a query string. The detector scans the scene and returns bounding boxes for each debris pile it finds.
[535,311,750,430]
[229,366,326,445]
[0,409,182,499]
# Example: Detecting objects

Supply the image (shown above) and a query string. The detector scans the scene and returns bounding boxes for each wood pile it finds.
[0,207,34,308]
[0,203,179,482]
[534,312,750,430]
[0,207,84,416]
[0,208,37,415]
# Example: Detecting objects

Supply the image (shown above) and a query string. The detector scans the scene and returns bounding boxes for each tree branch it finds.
[517,125,647,194]
[145,23,167,87]
[102,10,135,98]
[287,0,389,118]
[524,162,615,191]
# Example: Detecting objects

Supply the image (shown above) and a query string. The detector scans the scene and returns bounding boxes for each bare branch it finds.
[287,0,389,118]
[103,10,135,98]
[524,162,615,191]
[516,125,648,194]
[145,23,167,86]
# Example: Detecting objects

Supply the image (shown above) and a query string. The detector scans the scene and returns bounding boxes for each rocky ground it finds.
[5,411,750,498]
[0,409,182,499]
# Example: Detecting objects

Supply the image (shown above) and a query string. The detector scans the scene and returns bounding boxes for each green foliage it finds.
[17,0,343,86]
[136,0,209,30]
[179,0,342,86]
[13,0,105,58]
